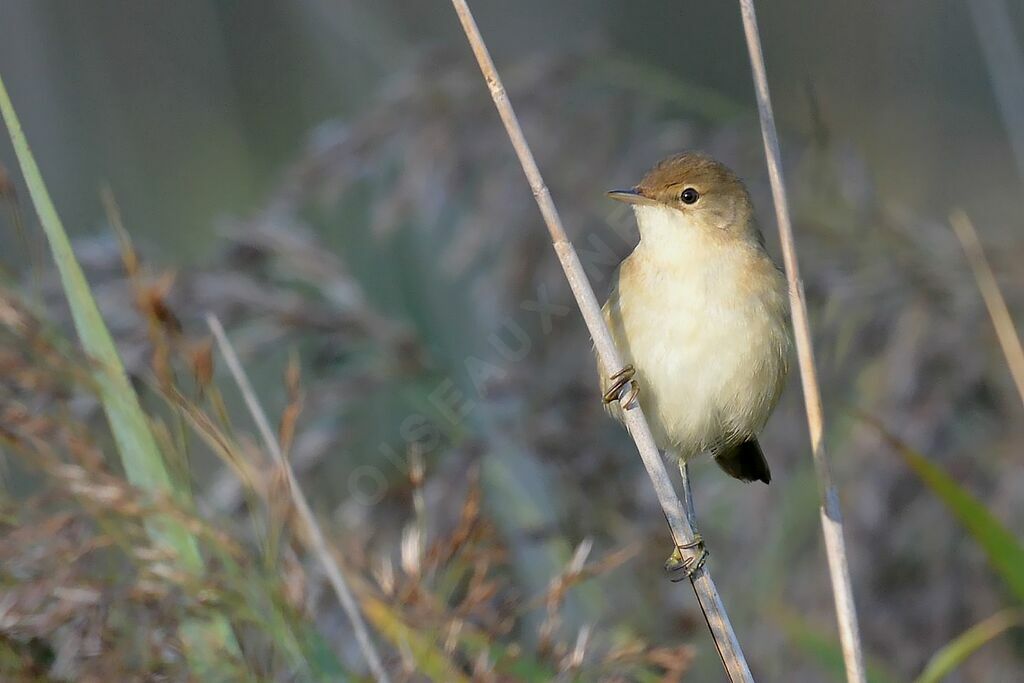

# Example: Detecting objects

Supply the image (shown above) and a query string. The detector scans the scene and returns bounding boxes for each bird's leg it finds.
[664,460,708,582]
[603,364,639,406]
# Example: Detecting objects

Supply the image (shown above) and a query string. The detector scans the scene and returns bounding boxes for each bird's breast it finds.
[602,235,790,458]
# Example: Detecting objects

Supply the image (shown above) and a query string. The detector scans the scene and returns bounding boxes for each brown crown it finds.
[635,152,747,205]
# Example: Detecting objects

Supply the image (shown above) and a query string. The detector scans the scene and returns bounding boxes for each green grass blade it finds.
[0,79,175,499]
[915,609,1023,683]
[877,425,1024,602]
[0,73,240,671]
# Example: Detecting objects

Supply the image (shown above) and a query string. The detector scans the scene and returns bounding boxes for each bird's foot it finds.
[664,534,708,582]
[603,364,639,406]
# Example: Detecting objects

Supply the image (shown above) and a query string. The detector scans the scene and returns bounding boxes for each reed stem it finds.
[206,315,391,683]
[966,0,1024,189]
[737,2,866,681]
[448,1,753,679]
[950,211,1024,408]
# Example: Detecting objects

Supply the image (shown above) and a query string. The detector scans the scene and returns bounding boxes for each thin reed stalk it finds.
[448,1,753,680]
[737,2,866,682]
[950,210,1024,408]
[966,0,1024,189]
[206,315,392,683]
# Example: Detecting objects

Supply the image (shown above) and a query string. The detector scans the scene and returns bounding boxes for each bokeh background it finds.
[1,1,1022,681]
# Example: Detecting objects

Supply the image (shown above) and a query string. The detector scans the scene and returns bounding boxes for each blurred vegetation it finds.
[1,2,1024,681]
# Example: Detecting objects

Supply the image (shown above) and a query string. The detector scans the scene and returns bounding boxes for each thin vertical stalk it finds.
[950,211,1024,408]
[737,2,866,682]
[966,0,1024,189]
[448,1,753,680]
[206,315,392,683]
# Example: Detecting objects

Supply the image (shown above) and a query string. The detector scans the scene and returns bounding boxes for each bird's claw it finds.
[664,534,708,582]
[603,364,639,406]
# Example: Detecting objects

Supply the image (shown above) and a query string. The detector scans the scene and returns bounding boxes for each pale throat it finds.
[631,204,726,263]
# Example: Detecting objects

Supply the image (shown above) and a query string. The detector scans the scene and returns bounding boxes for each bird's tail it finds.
[714,438,771,484]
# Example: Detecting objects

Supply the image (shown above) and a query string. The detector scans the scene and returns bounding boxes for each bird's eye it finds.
[680,188,700,205]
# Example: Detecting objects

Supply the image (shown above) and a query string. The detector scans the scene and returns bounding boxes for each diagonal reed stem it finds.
[448,1,752,679]
[737,2,866,682]
[950,210,1024,408]
[206,315,392,683]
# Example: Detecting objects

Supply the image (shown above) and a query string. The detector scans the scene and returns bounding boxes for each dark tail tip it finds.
[714,438,771,484]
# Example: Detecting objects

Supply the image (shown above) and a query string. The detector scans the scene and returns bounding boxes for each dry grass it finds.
[0,247,693,679]
[2,38,1023,681]
[950,210,1024,408]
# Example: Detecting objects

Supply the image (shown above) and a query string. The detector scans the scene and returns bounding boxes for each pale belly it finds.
[601,249,790,460]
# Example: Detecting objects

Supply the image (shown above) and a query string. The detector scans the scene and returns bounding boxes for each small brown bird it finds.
[600,152,791,489]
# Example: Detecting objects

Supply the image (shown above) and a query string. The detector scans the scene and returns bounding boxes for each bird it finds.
[598,152,791,573]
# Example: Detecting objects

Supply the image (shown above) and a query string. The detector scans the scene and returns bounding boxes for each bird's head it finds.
[607,152,759,244]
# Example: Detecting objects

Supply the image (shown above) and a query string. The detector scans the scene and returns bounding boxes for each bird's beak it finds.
[606,188,658,207]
